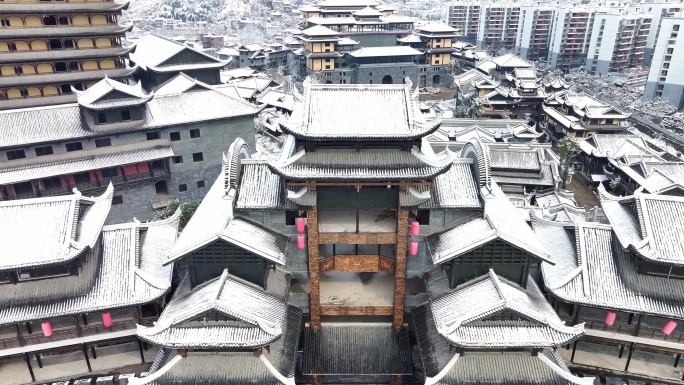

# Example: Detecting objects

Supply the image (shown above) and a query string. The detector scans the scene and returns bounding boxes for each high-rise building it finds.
[476,3,521,51]
[642,0,684,64]
[548,7,596,71]
[446,2,481,43]
[585,11,652,74]
[0,0,135,110]
[515,5,555,61]
[644,15,684,107]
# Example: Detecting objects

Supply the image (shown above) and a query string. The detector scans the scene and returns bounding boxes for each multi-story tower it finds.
[0,0,135,110]
[644,15,684,107]
[445,2,481,43]
[585,11,652,74]
[643,0,684,64]
[548,7,595,71]
[515,5,555,61]
[476,3,521,51]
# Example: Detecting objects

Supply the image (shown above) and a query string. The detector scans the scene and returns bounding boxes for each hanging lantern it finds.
[410,241,419,256]
[410,220,420,237]
[41,321,53,337]
[102,312,113,328]
[605,311,616,326]
[297,234,306,250]
[296,217,306,233]
[662,320,677,335]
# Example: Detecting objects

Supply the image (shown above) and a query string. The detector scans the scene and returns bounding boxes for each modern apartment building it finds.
[515,5,554,61]
[642,0,683,64]
[548,7,595,71]
[644,15,684,108]
[585,11,652,74]
[476,3,521,51]
[0,0,135,110]
[445,2,481,42]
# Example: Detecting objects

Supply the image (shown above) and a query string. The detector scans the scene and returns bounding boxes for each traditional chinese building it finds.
[0,74,260,224]
[541,90,630,143]
[533,187,684,375]
[0,0,135,110]
[130,78,591,384]
[0,185,180,383]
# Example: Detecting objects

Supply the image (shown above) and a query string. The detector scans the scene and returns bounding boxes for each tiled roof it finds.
[491,53,533,68]
[235,161,296,211]
[302,324,412,375]
[0,77,259,149]
[0,146,173,185]
[129,34,223,71]
[600,188,684,266]
[426,182,552,264]
[0,185,112,272]
[137,269,292,349]
[533,215,684,319]
[412,301,593,385]
[489,147,542,171]
[280,81,441,141]
[167,170,290,265]
[578,134,660,158]
[610,159,684,194]
[0,210,179,325]
[348,46,423,57]
[424,268,583,348]
[268,148,453,182]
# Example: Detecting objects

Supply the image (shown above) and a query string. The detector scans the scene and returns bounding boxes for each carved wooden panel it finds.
[335,255,378,272]
[307,208,322,330]
[319,256,335,272]
[321,306,394,316]
[378,256,395,273]
[393,208,409,330]
[318,232,397,245]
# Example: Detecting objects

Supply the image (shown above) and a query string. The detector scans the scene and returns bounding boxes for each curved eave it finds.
[267,161,452,182]
[0,66,138,88]
[0,1,129,13]
[149,61,227,73]
[0,46,135,64]
[136,325,280,349]
[78,95,153,110]
[629,244,684,267]
[0,244,89,273]
[443,327,584,349]
[0,24,133,39]
[278,118,441,142]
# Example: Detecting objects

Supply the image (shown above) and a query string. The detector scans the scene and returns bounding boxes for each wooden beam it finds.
[318,255,396,273]
[393,208,409,331]
[321,306,394,316]
[308,208,322,330]
[318,232,396,245]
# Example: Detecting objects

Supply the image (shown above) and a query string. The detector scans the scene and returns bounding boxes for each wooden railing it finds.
[563,316,684,343]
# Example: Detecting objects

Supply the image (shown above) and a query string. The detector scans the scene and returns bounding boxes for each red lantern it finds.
[102,312,113,328]
[662,320,677,335]
[41,321,53,337]
[296,217,306,233]
[410,221,420,237]
[297,234,306,250]
[605,311,616,326]
[410,241,418,256]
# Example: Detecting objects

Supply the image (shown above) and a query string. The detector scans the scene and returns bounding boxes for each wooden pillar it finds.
[15,324,24,347]
[392,208,409,331]
[308,207,321,330]
[633,314,644,336]
[390,375,402,385]
[82,344,92,372]
[24,353,35,382]
[311,374,323,385]
[138,339,146,362]
[624,342,636,372]
[571,305,581,325]
[74,315,83,338]
[570,340,578,362]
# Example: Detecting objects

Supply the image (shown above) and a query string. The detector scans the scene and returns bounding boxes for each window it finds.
[58,16,69,25]
[192,152,204,162]
[112,195,124,205]
[170,132,181,141]
[675,25,681,32]
[121,110,132,121]
[190,129,201,138]
[6,149,25,161]
[97,112,107,124]
[197,180,206,188]
[64,39,74,49]
[667,48,674,54]
[43,176,61,189]
[172,156,183,164]
[35,146,53,156]
[95,138,111,148]
[13,181,33,195]
[146,131,161,140]
[178,184,188,192]
[65,142,83,152]
[101,167,118,178]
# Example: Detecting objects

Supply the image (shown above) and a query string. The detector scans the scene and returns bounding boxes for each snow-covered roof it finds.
[130,34,225,72]
[348,45,423,57]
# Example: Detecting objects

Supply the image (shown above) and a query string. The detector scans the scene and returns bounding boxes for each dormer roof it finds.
[75,77,152,110]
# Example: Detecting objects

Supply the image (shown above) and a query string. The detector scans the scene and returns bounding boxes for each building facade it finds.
[476,3,521,51]
[0,75,259,224]
[585,11,652,75]
[446,2,481,43]
[515,6,555,61]
[0,0,135,110]
[644,15,684,108]
[548,7,596,72]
